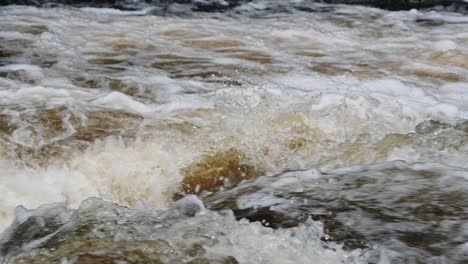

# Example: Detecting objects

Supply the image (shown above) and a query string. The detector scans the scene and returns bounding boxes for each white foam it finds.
[0,167,97,228]
[0,138,191,230]
[0,86,71,105]
[434,40,457,52]
[206,218,367,264]
[0,4,467,242]
[437,82,468,105]
[91,91,155,116]
[0,64,44,83]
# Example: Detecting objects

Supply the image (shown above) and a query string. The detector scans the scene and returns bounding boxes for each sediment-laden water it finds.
[0,1,467,263]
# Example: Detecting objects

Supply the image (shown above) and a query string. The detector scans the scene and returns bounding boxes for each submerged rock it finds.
[179,148,264,196]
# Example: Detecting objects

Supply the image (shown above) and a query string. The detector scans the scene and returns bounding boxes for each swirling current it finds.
[0,1,467,263]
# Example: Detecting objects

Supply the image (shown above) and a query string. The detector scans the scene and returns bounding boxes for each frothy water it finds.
[0,196,369,264]
[0,1,467,263]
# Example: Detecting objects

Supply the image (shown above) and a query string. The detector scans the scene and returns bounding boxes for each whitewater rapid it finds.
[0,2,467,263]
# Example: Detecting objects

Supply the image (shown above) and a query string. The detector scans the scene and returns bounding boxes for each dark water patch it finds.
[415,18,446,26]
[0,107,144,165]
[72,76,154,101]
[0,0,146,10]
[0,38,34,49]
[455,121,468,133]
[19,25,48,35]
[412,68,463,82]
[1,0,467,13]
[228,50,273,64]
[36,108,143,143]
[415,120,450,134]
[0,49,23,59]
[310,63,352,75]
[321,0,468,11]
[430,51,468,69]
[0,0,249,12]
[151,54,249,81]
[88,58,125,65]
[203,78,243,86]
[72,110,143,142]
[1,24,48,35]
[0,114,15,135]
[0,35,58,67]
[204,161,468,263]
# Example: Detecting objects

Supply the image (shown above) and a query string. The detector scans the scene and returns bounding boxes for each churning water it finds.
[0,1,467,263]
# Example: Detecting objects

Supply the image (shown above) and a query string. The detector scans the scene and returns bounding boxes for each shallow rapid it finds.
[0,1,467,263]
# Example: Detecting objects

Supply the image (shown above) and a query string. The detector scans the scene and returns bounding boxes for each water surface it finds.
[0,2,467,263]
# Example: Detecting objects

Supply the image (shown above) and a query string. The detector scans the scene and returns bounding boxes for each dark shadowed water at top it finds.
[0,1,467,263]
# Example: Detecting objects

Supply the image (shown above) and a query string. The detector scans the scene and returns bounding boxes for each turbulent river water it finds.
[0,1,467,263]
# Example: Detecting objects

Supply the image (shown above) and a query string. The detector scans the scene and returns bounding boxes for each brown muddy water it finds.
[0,1,467,263]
